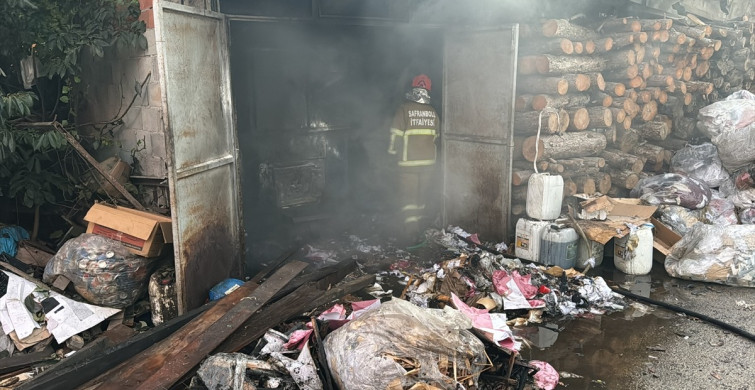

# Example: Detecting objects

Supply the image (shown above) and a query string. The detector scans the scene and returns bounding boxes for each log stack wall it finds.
[512,16,755,218]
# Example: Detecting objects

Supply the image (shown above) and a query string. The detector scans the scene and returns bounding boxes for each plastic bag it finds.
[209,278,244,301]
[631,173,711,209]
[669,143,730,188]
[732,163,755,190]
[702,191,738,226]
[697,90,755,172]
[665,224,755,287]
[740,208,755,224]
[657,205,702,236]
[719,176,755,209]
[726,90,755,101]
[43,234,156,308]
[324,298,487,390]
[0,226,29,257]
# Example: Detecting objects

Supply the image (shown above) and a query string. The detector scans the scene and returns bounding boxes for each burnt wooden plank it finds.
[272,259,356,300]
[0,346,56,376]
[215,274,376,354]
[92,261,308,389]
[249,248,297,284]
[20,306,209,390]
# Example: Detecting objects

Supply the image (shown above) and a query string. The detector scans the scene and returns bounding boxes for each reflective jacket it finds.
[388,101,439,167]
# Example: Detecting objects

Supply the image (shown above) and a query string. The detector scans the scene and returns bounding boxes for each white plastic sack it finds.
[670,143,729,188]
[324,299,487,390]
[665,224,755,287]
[697,90,755,172]
[740,208,755,224]
[719,177,755,209]
[703,191,738,226]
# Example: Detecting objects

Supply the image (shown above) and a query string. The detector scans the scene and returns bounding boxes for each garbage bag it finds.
[0,226,30,257]
[669,143,729,188]
[733,164,755,190]
[702,191,738,226]
[665,224,755,287]
[739,208,755,224]
[727,90,755,101]
[324,298,487,390]
[43,234,157,308]
[697,90,755,172]
[631,173,711,209]
[657,205,702,236]
[720,176,755,209]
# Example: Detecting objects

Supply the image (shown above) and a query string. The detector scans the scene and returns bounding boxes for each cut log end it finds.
[574,42,584,54]
[570,107,590,130]
[522,137,546,162]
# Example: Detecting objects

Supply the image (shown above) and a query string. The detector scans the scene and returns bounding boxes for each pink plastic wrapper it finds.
[492,270,546,310]
[452,294,520,351]
[530,360,559,390]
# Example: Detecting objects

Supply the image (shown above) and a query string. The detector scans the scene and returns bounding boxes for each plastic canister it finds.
[515,218,551,262]
[614,223,654,275]
[526,173,564,220]
[539,224,578,268]
[576,239,604,269]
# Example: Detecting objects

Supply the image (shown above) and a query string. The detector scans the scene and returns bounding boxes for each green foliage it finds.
[7,147,72,208]
[0,0,146,212]
[0,0,145,80]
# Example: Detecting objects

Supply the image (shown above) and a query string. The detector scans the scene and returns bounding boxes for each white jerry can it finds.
[526,173,564,220]
[614,223,654,275]
[576,239,605,269]
[515,218,551,262]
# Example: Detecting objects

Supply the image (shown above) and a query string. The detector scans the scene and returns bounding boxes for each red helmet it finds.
[411,74,431,91]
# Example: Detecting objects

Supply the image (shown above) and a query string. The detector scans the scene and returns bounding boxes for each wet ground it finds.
[519,264,676,389]
[518,262,755,390]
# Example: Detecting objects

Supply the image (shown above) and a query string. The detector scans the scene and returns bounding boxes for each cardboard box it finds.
[573,197,659,244]
[650,217,682,263]
[84,203,173,258]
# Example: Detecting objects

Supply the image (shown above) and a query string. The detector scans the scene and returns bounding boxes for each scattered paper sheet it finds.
[0,271,120,344]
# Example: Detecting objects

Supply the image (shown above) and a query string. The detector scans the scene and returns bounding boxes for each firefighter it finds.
[388,74,440,243]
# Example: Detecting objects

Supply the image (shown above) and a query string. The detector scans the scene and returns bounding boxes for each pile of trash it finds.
[187,226,627,390]
[638,90,755,287]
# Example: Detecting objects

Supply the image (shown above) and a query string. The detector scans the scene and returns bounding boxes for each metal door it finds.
[155,2,242,312]
[442,26,519,241]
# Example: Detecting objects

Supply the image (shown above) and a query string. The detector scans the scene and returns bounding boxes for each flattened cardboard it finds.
[580,195,613,213]
[607,198,657,219]
[84,203,172,258]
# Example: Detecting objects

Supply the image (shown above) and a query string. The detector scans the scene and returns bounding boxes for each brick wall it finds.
[78,27,166,178]
[78,0,168,208]
[78,0,215,208]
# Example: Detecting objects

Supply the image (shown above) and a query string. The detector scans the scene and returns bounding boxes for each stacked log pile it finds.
[512,16,755,218]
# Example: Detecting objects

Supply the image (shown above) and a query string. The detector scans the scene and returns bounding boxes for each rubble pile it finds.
[0,214,640,390]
